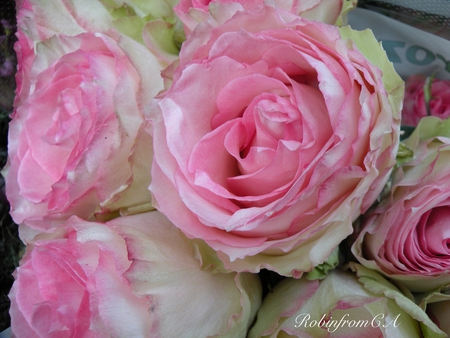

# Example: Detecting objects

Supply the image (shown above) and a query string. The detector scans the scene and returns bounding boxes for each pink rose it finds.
[3,31,163,232]
[402,74,450,126]
[150,6,403,276]
[9,212,262,337]
[9,217,152,337]
[352,117,450,292]
[174,0,349,34]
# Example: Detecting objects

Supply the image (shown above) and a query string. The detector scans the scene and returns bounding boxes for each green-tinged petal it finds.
[101,0,184,58]
[191,238,228,273]
[405,116,450,144]
[351,263,446,338]
[124,0,179,18]
[306,247,340,281]
[216,216,353,278]
[339,25,405,121]
[111,15,147,44]
[423,74,435,116]
[418,286,450,311]
[298,0,357,26]
[395,142,414,166]
[98,0,177,18]
[335,0,358,26]
[18,0,114,41]
[143,19,181,61]
[248,277,320,338]
[417,285,450,335]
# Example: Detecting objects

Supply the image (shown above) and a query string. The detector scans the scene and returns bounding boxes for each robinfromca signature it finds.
[295,313,401,333]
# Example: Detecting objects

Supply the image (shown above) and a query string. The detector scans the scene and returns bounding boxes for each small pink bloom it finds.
[402,74,450,126]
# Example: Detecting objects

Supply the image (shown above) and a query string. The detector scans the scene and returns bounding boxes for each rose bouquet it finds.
[3,0,450,337]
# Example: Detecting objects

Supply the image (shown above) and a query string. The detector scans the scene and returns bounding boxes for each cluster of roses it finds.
[4,0,450,337]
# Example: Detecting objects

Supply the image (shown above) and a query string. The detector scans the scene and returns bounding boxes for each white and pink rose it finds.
[9,212,261,337]
[3,31,163,232]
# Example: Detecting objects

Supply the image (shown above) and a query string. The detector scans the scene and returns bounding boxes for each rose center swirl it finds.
[188,67,333,209]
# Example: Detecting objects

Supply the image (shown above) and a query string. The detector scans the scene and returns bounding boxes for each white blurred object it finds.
[357,0,450,40]
[0,328,10,338]
[348,7,450,80]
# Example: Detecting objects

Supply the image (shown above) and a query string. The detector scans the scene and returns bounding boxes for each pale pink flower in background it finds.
[402,74,450,126]
[9,212,262,337]
[149,5,403,276]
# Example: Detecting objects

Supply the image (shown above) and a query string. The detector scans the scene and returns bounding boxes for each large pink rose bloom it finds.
[150,6,403,276]
[352,117,450,292]
[9,212,261,337]
[402,74,450,126]
[3,31,163,232]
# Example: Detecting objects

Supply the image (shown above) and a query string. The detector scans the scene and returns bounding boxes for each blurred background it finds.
[358,0,450,40]
[0,0,22,333]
